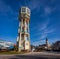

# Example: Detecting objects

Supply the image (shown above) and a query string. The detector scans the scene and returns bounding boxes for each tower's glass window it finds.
[27,28,28,33]
[27,9,30,14]
[25,36,28,41]
[22,27,24,32]
[23,19,25,25]
[22,8,26,12]
[21,34,24,40]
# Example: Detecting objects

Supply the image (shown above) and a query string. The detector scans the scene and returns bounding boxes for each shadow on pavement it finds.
[9,55,60,59]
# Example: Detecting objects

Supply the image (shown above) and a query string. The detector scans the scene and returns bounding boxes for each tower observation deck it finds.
[17,7,30,52]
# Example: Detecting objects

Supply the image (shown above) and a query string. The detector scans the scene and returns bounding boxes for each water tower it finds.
[17,7,31,52]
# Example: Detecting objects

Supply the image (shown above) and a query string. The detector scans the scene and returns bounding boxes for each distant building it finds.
[34,38,51,52]
[46,38,51,49]
[31,45,36,52]
[0,39,14,50]
[38,38,51,50]
[52,41,60,51]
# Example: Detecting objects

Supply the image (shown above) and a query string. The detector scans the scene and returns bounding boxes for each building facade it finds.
[0,39,14,50]
[17,7,30,52]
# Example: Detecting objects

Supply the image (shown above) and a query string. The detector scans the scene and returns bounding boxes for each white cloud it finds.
[40,33,47,39]
[31,20,56,46]
[30,18,55,45]
[27,0,41,11]
[44,29,55,34]
[39,20,49,31]
[31,38,45,46]
[44,7,52,15]
[0,36,16,43]
[49,38,60,44]
[31,19,49,37]
[32,37,60,46]
[32,41,40,46]
[40,6,56,18]
[44,6,56,15]
[40,28,55,39]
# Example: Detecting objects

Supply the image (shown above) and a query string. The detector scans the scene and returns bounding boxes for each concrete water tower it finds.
[17,7,31,52]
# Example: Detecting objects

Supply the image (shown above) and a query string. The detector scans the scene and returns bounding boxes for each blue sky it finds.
[0,0,60,46]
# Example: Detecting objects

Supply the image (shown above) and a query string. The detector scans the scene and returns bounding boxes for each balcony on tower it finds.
[19,7,30,19]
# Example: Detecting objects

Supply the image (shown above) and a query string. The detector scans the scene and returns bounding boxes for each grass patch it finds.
[0,51,26,55]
